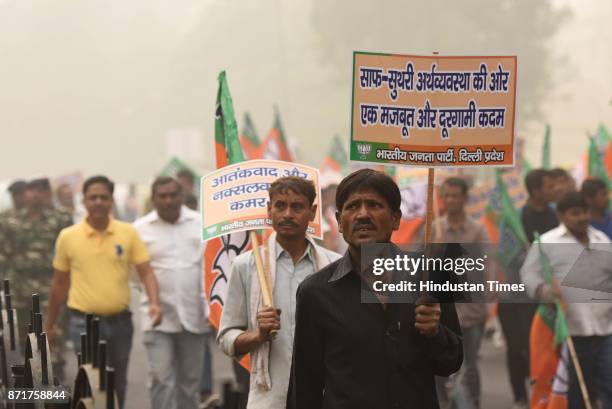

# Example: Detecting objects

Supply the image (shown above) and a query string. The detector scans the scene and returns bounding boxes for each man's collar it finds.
[328,251,354,282]
[557,223,571,238]
[149,206,195,224]
[275,238,314,263]
[328,243,403,283]
[82,217,115,236]
[556,223,599,242]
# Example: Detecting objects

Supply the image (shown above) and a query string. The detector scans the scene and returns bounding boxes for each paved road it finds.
[63,291,518,408]
[63,289,235,407]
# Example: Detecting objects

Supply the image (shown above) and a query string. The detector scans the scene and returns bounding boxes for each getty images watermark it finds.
[359,243,612,304]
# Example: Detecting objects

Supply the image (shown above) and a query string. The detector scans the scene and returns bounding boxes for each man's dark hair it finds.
[336,169,401,212]
[268,177,316,206]
[8,180,26,195]
[550,167,571,180]
[442,177,469,195]
[151,176,182,197]
[581,177,608,198]
[176,169,195,183]
[27,178,51,191]
[557,191,587,213]
[82,175,114,195]
[524,169,551,196]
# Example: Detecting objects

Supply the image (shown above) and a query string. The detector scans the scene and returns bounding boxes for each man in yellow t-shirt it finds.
[45,175,162,409]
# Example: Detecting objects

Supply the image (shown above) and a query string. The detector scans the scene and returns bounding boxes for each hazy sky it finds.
[533,0,612,166]
[0,0,610,183]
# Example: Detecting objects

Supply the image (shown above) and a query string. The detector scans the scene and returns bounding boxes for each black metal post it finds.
[106,367,115,409]
[0,296,3,332]
[40,332,48,385]
[7,308,15,351]
[86,314,93,365]
[34,312,42,342]
[32,293,40,314]
[99,341,107,391]
[80,333,87,364]
[92,318,100,368]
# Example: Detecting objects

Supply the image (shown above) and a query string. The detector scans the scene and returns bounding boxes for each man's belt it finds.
[68,308,131,322]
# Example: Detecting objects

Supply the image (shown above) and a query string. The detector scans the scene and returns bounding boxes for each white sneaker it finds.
[199,394,221,409]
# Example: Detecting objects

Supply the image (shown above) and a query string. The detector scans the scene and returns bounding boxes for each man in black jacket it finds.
[287,169,463,409]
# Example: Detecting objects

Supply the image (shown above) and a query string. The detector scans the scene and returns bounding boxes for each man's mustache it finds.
[279,220,297,227]
[353,221,375,230]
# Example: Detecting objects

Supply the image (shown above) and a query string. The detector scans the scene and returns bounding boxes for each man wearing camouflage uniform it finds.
[0,178,72,380]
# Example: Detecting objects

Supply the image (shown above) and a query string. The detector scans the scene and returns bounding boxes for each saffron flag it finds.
[588,136,611,187]
[594,124,612,176]
[529,233,569,409]
[321,134,348,173]
[205,71,252,370]
[391,217,424,244]
[260,106,294,162]
[481,205,500,244]
[320,134,348,187]
[605,143,612,179]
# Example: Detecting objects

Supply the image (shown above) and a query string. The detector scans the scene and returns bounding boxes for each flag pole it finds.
[418,167,436,303]
[420,52,439,288]
[424,52,440,248]
[424,168,436,245]
[567,336,593,409]
[250,231,273,306]
[433,174,442,242]
[249,230,278,339]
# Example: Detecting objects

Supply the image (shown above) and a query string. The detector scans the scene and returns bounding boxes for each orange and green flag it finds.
[481,205,500,244]
[240,112,261,160]
[605,143,612,178]
[260,106,294,162]
[530,233,569,409]
[320,134,348,186]
[321,134,348,173]
[588,136,611,187]
[594,123,611,176]
[206,71,252,370]
[214,71,245,168]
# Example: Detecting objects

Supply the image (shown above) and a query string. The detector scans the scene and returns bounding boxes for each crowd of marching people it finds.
[0,165,610,409]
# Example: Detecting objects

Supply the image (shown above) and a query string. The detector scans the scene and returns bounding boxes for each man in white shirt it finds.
[134,177,210,409]
[520,191,612,409]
